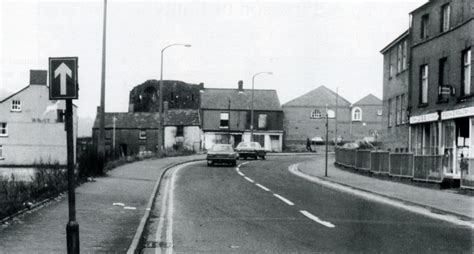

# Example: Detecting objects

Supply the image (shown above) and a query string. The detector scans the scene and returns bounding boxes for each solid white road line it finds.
[155,174,171,252]
[165,165,181,254]
[289,164,474,229]
[237,171,245,176]
[300,210,335,228]
[273,194,294,206]
[244,176,255,183]
[256,183,270,192]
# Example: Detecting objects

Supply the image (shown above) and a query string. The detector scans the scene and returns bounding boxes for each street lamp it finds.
[250,71,272,141]
[158,43,191,153]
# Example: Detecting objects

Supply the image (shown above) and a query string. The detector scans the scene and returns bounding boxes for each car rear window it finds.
[211,145,233,152]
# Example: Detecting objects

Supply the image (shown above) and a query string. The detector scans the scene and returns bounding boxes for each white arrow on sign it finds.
[54,62,72,95]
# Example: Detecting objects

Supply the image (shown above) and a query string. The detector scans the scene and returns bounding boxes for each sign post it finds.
[49,57,79,254]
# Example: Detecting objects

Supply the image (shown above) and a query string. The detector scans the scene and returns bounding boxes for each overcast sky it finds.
[1,0,426,123]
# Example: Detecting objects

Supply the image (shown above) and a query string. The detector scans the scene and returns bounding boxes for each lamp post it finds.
[250,72,272,141]
[158,43,191,153]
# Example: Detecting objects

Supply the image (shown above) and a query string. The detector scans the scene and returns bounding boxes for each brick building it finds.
[200,82,284,151]
[380,30,411,152]
[408,0,473,180]
[282,86,383,147]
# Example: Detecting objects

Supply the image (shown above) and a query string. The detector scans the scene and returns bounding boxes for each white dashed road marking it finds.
[300,210,335,228]
[237,171,245,176]
[244,177,255,183]
[273,194,294,206]
[256,183,270,192]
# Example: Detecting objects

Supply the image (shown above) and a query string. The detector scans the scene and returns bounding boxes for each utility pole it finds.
[325,104,329,177]
[112,116,116,153]
[98,0,107,156]
[228,98,231,144]
[335,87,339,146]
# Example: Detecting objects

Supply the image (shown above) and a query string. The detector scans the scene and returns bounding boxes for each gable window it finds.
[402,41,407,70]
[258,114,268,129]
[176,126,184,137]
[0,123,7,137]
[11,100,21,112]
[421,14,429,39]
[0,145,3,159]
[310,109,322,119]
[220,112,229,128]
[462,48,471,96]
[441,4,450,32]
[105,130,112,140]
[139,130,147,140]
[352,107,362,121]
[420,65,429,104]
[377,109,383,116]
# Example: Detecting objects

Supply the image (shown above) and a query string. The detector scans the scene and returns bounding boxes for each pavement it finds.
[0,154,204,253]
[297,154,474,220]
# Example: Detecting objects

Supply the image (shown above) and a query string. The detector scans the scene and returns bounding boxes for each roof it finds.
[164,109,200,126]
[93,112,161,129]
[0,85,29,103]
[93,110,200,129]
[409,0,431,14]
[380,29,409,54]
[200,88,281,111]
[353,94,382,106]
[282,85,351,107]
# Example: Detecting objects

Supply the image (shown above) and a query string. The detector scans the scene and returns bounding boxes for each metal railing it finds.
[370,151,390,175]
[461,158,474,190]
[355,150,371,171]
[413,155,443,183]
[389,153,414,178]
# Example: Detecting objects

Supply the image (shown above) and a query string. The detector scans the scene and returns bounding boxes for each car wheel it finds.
[261,156,266,160]
[207,160,213,166]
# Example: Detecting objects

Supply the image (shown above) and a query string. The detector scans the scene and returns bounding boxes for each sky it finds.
[1,0,426,136]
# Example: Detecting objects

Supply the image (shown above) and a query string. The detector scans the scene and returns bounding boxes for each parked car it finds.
[206,144,238,166]
[235,142,266,160]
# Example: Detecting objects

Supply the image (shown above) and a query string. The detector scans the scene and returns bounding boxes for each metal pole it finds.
[250,72,272,142]
[335,87,338,146]
[158,43,191,153]
[228,98,231,144]
[325,104,329,177]
[66,99,79,254]
[98,0,107,156]
[112,116,116,153]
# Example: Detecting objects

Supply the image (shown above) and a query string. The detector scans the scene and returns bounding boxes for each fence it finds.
[355,150,371,171]
[461,158,474,190]
[389,153,414,178]
[370,151,390,175]
[413,155,443,183]
[335,147,447,184]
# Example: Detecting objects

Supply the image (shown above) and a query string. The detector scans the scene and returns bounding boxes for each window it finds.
[258,114,267,129]
[421,14,429,39]
[0,123,7,137]
[397,44,402,73]
[377,109,383,116]
[352,107,362,121]
[139,130,147,139]
[11,100,21,112]
[389,53,394,78]
[105,130,112,140]
[388,99,393,127]
[420,65,429,104]
[57,109,65,123]
[462,48,471,96]
[310,109,322,119]
[176,126,184,137]
[0,145,3,159]
[438,57,448,100]
[220,112,229,128]
[441,4,450,32]
[401,94,406,124]
[402,41,407,70]
[396,96,401,125]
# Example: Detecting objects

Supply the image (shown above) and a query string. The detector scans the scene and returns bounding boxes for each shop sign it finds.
[409,112,439,124]
[441,106,474,120]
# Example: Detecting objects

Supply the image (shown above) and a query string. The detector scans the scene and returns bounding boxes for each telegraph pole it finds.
[228,98,231,144]
[98,0,107,156]
[335,87,339,146]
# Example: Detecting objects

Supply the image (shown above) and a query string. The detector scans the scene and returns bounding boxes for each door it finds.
[270,135,280,152]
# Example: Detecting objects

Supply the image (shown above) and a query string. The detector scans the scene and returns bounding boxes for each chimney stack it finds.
[238,80,244,92]
[30,70,47,85]
[198,82,204,91]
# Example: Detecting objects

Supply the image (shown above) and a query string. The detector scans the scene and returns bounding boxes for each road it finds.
[144,155,472,253]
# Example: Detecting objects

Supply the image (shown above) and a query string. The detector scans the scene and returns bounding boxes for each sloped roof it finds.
[164,109,200,126]
[92,110,200,129]
[282,85,351,107]
[200,88,281,111]
[353,94,382,106]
